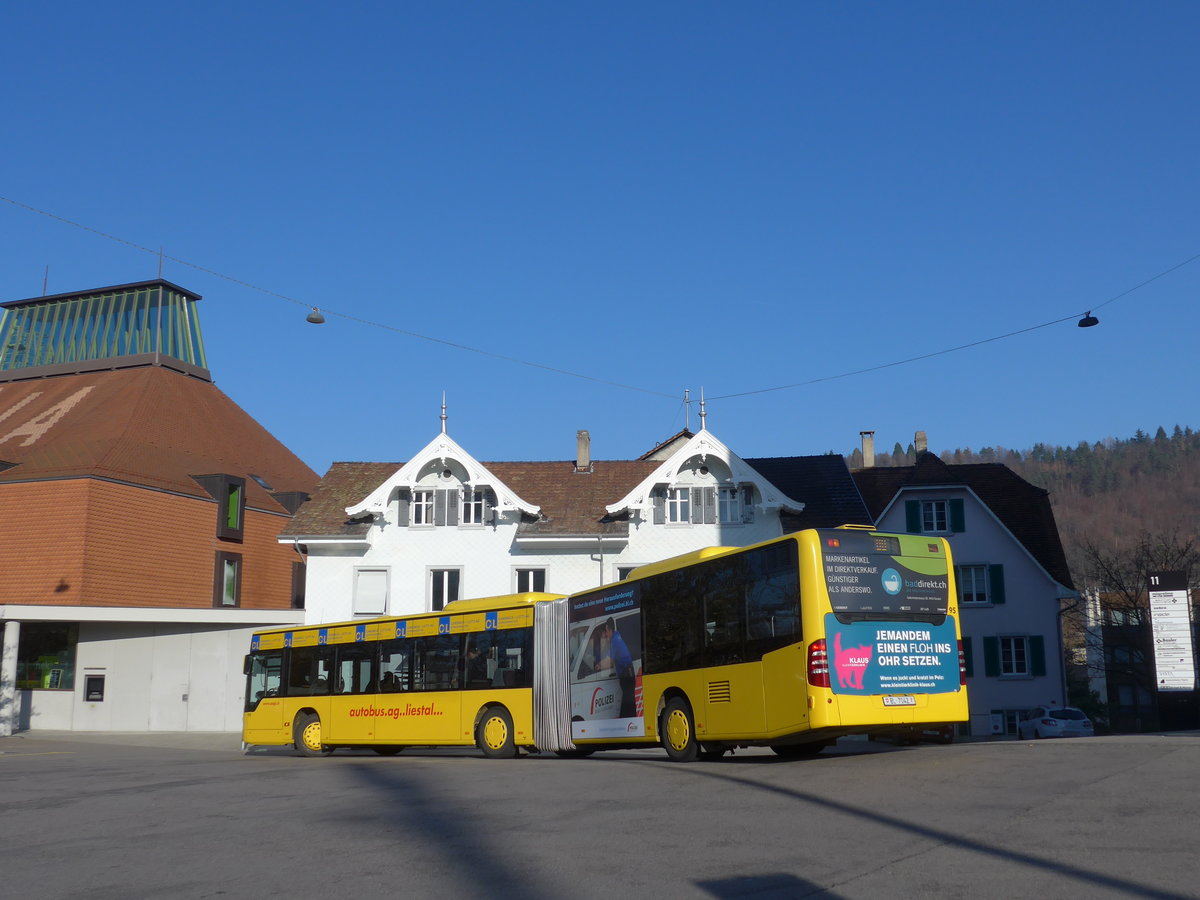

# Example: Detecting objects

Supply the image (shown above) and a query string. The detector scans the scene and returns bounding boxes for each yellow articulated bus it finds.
[243,527,967,761]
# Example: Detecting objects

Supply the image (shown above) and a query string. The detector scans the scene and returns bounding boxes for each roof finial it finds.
[699,388,707,430]
[684,388,690,431]
[440,391,448,434]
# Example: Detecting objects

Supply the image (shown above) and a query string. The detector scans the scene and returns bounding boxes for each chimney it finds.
[575,430,591,472]
[915,430,928,456]
[859,431,875,468]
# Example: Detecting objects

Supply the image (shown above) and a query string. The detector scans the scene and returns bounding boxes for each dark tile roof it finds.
[285,455,873,540]
[0,366,318,515]
[852,454,1074,590]
[283,460,659,538]
[282,462,401,538]
[745,455,874,530]
[491,460,657,536]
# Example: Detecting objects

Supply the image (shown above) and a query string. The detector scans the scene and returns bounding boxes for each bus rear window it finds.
[819,530,949,616]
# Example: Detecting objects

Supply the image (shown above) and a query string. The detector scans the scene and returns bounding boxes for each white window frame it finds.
[921,499,948,533]
[515,568,546,593]
[461,488,486,525]
[666,487,690,523]
[412,489,435,526]
[353,567,389,617]
[717,486,741,524]
[958,565,989,604]
[999,635,1030,676]
[429,567,462,612]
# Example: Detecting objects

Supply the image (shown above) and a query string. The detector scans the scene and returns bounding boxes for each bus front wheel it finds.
[660,697,698,762]
[294,712,332,758]
[476,707,517,759]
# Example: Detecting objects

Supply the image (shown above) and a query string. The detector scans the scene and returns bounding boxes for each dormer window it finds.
[401,485,493,527]
[667,488,691,523]
[461,489,487,525]
[412,489,435,525]
[192,474,246,541]
[718,487,740,523]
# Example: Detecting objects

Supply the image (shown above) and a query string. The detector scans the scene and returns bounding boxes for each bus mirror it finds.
[243,655,251,676]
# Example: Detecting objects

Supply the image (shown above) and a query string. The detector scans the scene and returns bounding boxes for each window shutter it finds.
[1030,635,1046,677]
[653,489,665,524]
[397,489,410,526]
[962,636,974,677]
[905,500,921,533]
[434,488,459,526]
[485,489,497,525]
[988,564,1005,604]
[694,487,715,524]
[983,636,1000,677]
[949,499,966,533]
[741,486,755,523]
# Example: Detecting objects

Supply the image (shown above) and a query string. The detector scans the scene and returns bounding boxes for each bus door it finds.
[244,650,285,742]
[700,596,766,737]
[330,642,377,743]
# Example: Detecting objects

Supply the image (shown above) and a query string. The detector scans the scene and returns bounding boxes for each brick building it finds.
[0,280,317,733]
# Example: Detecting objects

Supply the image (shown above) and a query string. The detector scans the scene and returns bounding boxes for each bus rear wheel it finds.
[476,707,517,759]
[294,712,332,757]
[660,697,698,762]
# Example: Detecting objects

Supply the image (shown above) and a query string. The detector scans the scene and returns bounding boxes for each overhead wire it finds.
[3,194,1197,408]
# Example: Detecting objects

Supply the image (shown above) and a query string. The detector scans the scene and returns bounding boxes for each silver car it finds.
[1017,706,1094,739]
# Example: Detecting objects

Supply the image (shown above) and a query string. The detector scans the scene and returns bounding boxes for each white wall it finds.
[302,509,786,625]
[23,622,287,733]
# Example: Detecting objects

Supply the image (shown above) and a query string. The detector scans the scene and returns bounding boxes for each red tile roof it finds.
[0,366,317,514]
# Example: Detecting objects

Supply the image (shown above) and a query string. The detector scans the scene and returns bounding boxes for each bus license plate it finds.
[883,696,916,706]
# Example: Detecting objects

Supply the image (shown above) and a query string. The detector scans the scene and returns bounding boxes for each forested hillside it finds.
[847,426,1200,579]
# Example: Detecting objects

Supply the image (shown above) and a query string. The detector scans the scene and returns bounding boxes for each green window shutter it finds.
[988,564,1006,604]
[905,500,921,533]
[962,636,974,678]
[983,636,1000,677]
[653,490,665,524]
[1030,635,1047,676]
[397,490,410,526]
[949,499,966,533]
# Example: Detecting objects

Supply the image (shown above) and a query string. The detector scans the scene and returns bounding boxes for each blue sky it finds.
[4,2,1197,475]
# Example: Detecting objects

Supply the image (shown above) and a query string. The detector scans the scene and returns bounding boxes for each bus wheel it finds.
[294,713,332,757]
[770,741,827,758]
[476,707,517,759]
[660,697,698,762]
[372,746,405,756]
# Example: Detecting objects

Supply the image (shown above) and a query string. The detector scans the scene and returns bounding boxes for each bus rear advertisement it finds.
[243,527,967,761]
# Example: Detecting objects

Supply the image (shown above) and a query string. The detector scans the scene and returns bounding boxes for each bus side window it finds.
[287,645,333,696]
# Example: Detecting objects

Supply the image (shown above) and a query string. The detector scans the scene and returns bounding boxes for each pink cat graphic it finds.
[833,632,873,690]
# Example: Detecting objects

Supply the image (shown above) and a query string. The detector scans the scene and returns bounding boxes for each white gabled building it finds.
[281,418,873,625]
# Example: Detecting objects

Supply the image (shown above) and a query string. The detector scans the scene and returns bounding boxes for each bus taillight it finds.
[958,640,967,686]
[808,639,830,688]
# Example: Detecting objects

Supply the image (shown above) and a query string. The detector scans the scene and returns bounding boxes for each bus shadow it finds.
[697,873,843,898]
[671,764,1190,900]
[341,760,560,900]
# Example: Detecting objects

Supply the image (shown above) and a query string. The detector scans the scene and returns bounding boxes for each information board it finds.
[1147,570,1196,692]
